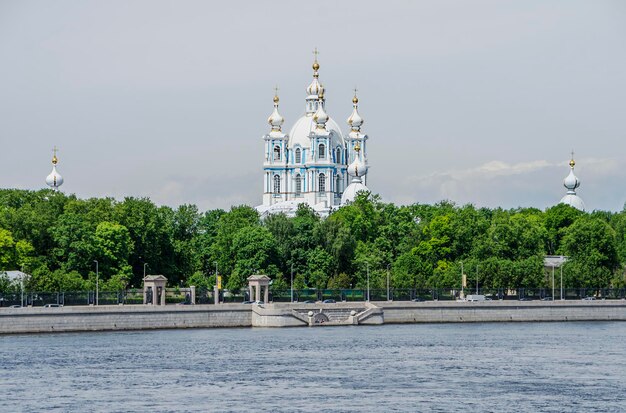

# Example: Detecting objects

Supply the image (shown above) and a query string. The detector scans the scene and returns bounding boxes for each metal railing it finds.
[1,287,625,307]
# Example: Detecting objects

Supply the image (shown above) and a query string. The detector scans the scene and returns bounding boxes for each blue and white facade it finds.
[257,58,370,217]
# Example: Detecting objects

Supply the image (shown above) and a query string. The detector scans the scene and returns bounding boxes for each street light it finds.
[461,261,465,299]
[20,264,25,308]
[291,263,294,303]
[214,261,219,304]
[93,260,99,306]
[560,265,564,300]
[366,262,370,302]
[386,264,390,301]
[143,262,148,279]
[476,264,479,295]
[552,264,554,301]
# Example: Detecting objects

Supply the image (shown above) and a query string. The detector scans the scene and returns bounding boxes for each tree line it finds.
[1,188,625,293]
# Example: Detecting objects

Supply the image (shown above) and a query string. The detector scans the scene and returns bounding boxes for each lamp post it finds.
[366,262,370,302]
[143,262,148,279]
[560,265,564,300]
[20,264,25,308]
[290,263,294,303]
[476,264,479,295]
[214,261,219,304]
[461,261,464,299]
[386,264,390,301]
[214,261,219,287]
[93,260,99,306]
[552,264,554,301]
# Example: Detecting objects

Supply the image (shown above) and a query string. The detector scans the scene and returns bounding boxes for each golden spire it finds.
[352,87,359,104]
[569,150,575,168]
[312,47,320,72]
[51,146,59,165]
[273,85,279,104]
[354,142,361,152]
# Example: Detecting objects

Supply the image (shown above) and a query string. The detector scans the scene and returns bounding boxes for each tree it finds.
[307,247,333,289]
[561,217,618,288]
[227,226,278,290]
[0,228,16,269]
[210,205,260,283]
[544,204,583,254]
[93,221,134,286]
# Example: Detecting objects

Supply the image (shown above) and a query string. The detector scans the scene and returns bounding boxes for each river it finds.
[1,322,625,412]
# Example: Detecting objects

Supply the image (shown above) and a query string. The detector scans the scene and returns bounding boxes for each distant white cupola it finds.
[347,93,363,132]
[559,152,585,211]
[267,88,285,134]
[45,146,64,191]
[341,138,369,205]
[305,48,325,114]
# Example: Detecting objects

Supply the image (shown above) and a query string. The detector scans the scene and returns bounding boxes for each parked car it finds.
[303,300,316,304]
[9,304,22,308]
[43,303,63,308]
[252,300,264,305]
[582,296,596,301]
[242,300,254,304]
[322,299,336,304]
[518,297,532,301]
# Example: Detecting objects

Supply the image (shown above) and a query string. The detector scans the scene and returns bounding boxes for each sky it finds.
[1,0,625,212]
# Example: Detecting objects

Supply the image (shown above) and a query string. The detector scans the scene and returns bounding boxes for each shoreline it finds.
[1,300,625,335]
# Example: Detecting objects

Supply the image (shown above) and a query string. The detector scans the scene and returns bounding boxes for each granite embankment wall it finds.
[380,300,626,323]
[0,305,252,334]
[2,301,626,334]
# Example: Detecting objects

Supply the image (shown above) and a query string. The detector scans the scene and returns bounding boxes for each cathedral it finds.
[256,54,370,218]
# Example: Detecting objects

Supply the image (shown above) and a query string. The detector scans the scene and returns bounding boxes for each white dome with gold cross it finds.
[45,146,64,191]
[559,152,585,211]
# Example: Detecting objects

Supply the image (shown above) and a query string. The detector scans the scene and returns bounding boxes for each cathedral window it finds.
[319,173,326,193]
[274,145,281,161]
[318,143,326,159]
[273,174,280,194]
[336,148,341,163]
[336,175,341,193]
[295,148,301,164]
[295,174,302,196]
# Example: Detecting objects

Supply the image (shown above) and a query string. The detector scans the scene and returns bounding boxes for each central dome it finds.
[288,114,344,149]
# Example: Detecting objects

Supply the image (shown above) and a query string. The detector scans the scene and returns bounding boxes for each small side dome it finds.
[46,147,64,191]
[313,96,329,129]
[347,97,364,131]
[563,169,580,192]
[267,91,284,132]
[307,77,324,96]
[347,144,368,178]
[559,152,584,211]
[46,166,64,191]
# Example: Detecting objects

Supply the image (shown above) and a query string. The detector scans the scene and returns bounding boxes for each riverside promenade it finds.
[1,300,626,334]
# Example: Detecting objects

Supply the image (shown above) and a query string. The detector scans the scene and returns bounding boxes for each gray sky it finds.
[1,0,625,212]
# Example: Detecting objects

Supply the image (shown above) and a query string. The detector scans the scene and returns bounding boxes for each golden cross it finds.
[274,85,279,96]
[354,86,358,96]
[571,150,575,160]
[52,146,58,156]
[313,47,319,62]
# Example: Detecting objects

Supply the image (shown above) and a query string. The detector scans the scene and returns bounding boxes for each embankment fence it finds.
[1,287,625,307]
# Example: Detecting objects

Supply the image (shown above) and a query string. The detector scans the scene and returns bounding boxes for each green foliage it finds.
[561,217,618,287]
[2,188,626,292]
